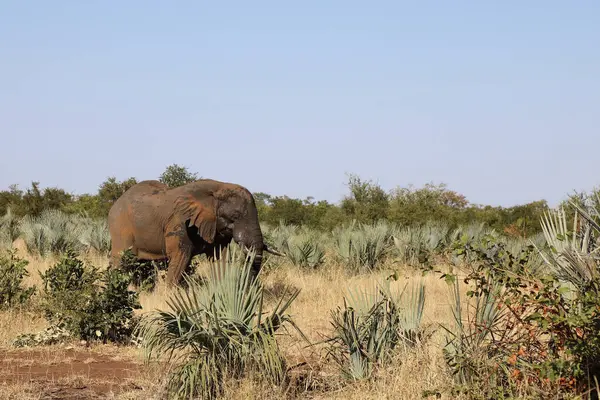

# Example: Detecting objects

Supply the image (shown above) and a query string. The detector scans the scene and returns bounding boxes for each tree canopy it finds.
[0,164,557,237]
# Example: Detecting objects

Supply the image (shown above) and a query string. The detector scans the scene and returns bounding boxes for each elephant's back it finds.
[122,180,169,198]
[108,180,168,221]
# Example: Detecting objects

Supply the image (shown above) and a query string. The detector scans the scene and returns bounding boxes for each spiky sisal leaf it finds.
[538,204,600,290]
[441,270,508,386]
[325,275,426,380]
[334,221,393,272]
[285,232,326,269]
[135,247,304,400]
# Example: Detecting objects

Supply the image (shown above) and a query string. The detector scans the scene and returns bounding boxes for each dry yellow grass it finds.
[0,250,471,399]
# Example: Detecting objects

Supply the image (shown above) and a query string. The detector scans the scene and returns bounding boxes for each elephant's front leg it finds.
[164,225,193,286]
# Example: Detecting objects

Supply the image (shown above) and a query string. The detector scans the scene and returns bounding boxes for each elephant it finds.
[107,178,284,286]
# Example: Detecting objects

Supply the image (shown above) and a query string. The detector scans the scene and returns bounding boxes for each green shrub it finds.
[450,222,493,241]
[0,249,35,309]
[39,250,141,343]
[12,325,72,347]
[265,223,328,270]
[135,249,304,400]
[117,249,166,292]
[440,222,600,398]
[88,268,143,342]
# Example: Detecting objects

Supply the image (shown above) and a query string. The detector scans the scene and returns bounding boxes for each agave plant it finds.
[18,210,81,256]
[272,227,327,270]
[538,196,600,290]
[269,222,299,252]
[334,221,393,272]
[285,234,326,269]
[441,272,507,386]
[325,276,426,380]
[392,222,453,267]
[77,217,111,254]
[134,248,304,399]
[450,222,494,243]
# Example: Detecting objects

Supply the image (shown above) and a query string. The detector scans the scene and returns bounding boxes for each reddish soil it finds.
[0,347,147,399]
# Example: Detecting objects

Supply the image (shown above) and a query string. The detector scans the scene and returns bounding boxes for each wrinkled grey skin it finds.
[107,179,283,286]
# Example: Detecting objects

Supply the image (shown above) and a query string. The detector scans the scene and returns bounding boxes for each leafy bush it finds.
[0,249,35,309]
[89,268,143,342]
[39,250,141,343]
[325,274,426,380]
[12,325,72,347]
[441,220,600,398]
[158,163,199,188]
[135,249,304,400]
[441,253,515,397]
[117,248,166,292]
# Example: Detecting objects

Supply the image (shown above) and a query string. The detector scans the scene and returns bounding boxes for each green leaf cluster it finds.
[0,249,35,309]
[39,250,141,343]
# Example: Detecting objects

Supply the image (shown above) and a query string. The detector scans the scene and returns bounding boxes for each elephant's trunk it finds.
[233,222,264,281]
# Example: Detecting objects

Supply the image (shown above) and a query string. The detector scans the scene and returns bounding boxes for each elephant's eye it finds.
[217,217,234,232]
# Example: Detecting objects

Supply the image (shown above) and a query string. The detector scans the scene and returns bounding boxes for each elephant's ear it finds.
[174,194,217,243]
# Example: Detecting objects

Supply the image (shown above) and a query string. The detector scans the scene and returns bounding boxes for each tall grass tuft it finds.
[18,209,80,256]
[134,248,304,400]
[76,217,111,254]
[0,208,20,249]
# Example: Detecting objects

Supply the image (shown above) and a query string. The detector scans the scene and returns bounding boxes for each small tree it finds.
[341,174,389,224]
[97,177,138,216]
[0,249,35,309]
[158,164,199,188]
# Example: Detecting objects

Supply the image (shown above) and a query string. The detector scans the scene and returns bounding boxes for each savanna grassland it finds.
[1,166,600,399]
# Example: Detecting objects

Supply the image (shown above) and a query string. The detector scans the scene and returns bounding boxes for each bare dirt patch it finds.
[0,346,147,399]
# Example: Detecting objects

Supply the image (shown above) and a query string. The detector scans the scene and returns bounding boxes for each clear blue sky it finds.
[1,2,598,207]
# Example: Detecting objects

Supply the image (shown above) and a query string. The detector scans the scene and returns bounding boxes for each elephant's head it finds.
[173,179,283,278]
